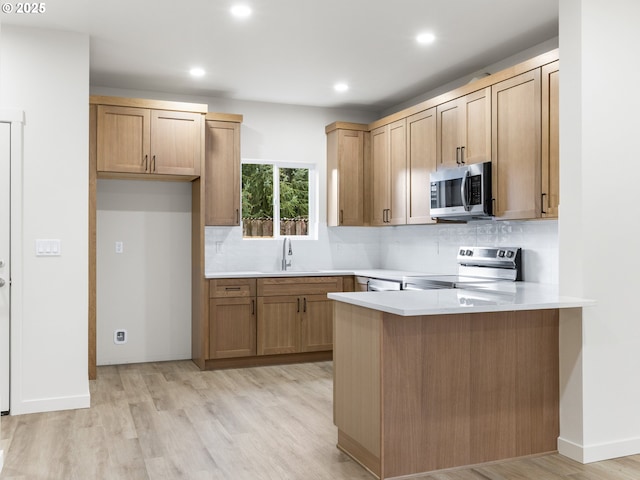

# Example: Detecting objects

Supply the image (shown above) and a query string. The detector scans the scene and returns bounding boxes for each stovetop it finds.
[401,246,522,291]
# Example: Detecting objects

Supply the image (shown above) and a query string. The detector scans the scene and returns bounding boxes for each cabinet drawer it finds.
[257,276,344,296]
[209,278,257,298]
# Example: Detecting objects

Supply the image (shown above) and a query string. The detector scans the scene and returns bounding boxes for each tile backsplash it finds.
[205,219,558,284]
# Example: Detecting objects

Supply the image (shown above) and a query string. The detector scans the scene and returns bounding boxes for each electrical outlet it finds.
[114,329,127,344]
[115,241,124,254]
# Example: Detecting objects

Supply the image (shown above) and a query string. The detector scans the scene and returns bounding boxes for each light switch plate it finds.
[35,239,61,256]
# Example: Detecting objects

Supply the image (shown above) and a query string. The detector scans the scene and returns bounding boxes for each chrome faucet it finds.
[281,238,292,271]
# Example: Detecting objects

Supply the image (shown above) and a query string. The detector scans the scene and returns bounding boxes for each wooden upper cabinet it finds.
[492,69,542,219]
[542,61,559,218]
[97,105,150,174]
[370,119,407,225]
[437,88,491,169]
[407,108,437,224]
[150,110,202,176]
[326,126,366,226]
[205,120,241,226]
[96,104,202,177]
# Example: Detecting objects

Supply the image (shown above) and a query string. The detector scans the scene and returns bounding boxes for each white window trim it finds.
[241,158,318,241]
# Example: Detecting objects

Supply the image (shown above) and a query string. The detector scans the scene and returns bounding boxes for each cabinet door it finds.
[150,110,202,176]
[407,108,437,224]
[437,97,462,169]
[300,295,333,352]
[370,125,390,226]
[542,62,559,218]
[492,69,542,219]
[338,130,365,226]
[209,297,256,359]
[205,120,241,225]
[388,119,407,225]
[97,105,150,174]
[462,88,492,166]
[327,128,365,226]
[437,88,491,169]
[257,296,300,355]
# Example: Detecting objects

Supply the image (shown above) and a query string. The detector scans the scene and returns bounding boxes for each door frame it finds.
[0,109,25,416]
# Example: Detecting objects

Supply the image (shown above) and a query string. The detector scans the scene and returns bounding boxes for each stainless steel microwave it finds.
[429,161,493,221]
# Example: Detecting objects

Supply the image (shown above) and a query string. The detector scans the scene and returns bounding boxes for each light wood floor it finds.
[0,360,638,479]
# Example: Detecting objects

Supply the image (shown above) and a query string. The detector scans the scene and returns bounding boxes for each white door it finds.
[0,122,10,413]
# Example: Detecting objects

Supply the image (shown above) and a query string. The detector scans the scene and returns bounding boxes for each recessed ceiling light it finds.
[334,82,349,93]
[416,32,436,45]
[231,4,252,18]
[190,67,205,78]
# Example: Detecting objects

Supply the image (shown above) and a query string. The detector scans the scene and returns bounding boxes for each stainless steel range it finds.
[402,246,522,290]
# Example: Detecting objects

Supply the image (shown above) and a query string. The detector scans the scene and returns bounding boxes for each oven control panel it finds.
[457,246,521,270]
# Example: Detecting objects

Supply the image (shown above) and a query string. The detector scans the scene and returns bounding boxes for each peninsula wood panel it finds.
[333,305,560,479]
[333,303,382,476]
[382,314,472,477]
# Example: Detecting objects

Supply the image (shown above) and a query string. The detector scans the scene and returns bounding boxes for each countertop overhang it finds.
[328,282,596,316]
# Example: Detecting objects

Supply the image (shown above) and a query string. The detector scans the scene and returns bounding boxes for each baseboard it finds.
[558,436,640,463]
[11,392,91,416]
[97,353,192,366]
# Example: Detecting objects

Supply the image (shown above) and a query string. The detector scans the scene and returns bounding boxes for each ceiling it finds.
[3,0,558,111]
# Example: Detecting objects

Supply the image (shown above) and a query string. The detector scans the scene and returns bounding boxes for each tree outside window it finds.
[241,161,313,238]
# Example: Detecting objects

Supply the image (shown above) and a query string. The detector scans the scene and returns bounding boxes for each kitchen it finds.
[1,0,640,478]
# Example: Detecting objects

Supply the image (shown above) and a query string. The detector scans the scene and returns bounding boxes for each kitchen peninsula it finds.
[328,284,594,479]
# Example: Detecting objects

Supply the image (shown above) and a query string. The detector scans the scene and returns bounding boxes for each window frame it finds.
[241,158,318,241]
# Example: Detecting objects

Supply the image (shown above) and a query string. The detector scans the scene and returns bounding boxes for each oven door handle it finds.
[461,170,470,211]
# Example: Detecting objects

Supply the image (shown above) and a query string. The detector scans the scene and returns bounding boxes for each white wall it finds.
[90,85,377,362]
[558,0,640,463]
[0,26,90,414]
[96,180,192,365]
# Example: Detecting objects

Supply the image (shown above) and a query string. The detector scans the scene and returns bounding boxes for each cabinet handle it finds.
[236,209,240,224]
[460,146,465,164]
[541,193,547,214]
[251,299,255,315]
[152,155,156,172]
[144,154,149,172]
[297,298,300,313]
[225,287,241,291]
[456,147,461,165]
[340,209,344,225]
[303,297,307,313]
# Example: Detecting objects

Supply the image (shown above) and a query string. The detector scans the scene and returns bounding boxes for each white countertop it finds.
[328,282,595,316]
[205,269,355,279]
[204,268,432,280]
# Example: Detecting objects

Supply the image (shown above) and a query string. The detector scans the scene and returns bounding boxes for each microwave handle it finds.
[461,170,470,211]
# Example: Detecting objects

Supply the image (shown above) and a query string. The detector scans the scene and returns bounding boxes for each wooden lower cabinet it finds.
[203,276,344,368]
[208,278,257,359]
[256,295,300,355]
[256,277,343,356]
[209,296,256,358]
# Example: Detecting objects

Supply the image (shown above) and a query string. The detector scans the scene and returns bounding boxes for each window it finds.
[241,160,316,239]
